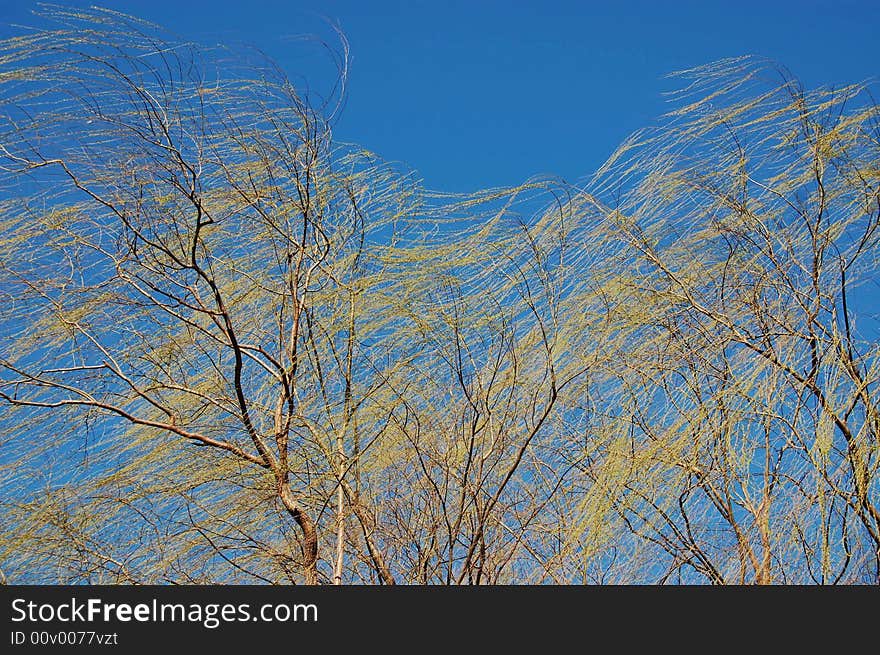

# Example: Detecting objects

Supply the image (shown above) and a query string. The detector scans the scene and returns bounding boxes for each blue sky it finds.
[1,0,878,191]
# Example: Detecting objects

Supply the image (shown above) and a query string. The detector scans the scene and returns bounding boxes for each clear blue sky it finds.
[2,0,878,192]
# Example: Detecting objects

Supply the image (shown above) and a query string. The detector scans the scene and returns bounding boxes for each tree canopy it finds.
[1,7,878,584]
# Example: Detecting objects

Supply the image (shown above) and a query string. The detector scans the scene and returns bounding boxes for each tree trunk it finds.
[279,483,319,585]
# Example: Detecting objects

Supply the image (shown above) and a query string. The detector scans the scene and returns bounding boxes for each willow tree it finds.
[0,6,417,585]
[1,8,878,585]
[565,59,880,584]
[0,6,571,585]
